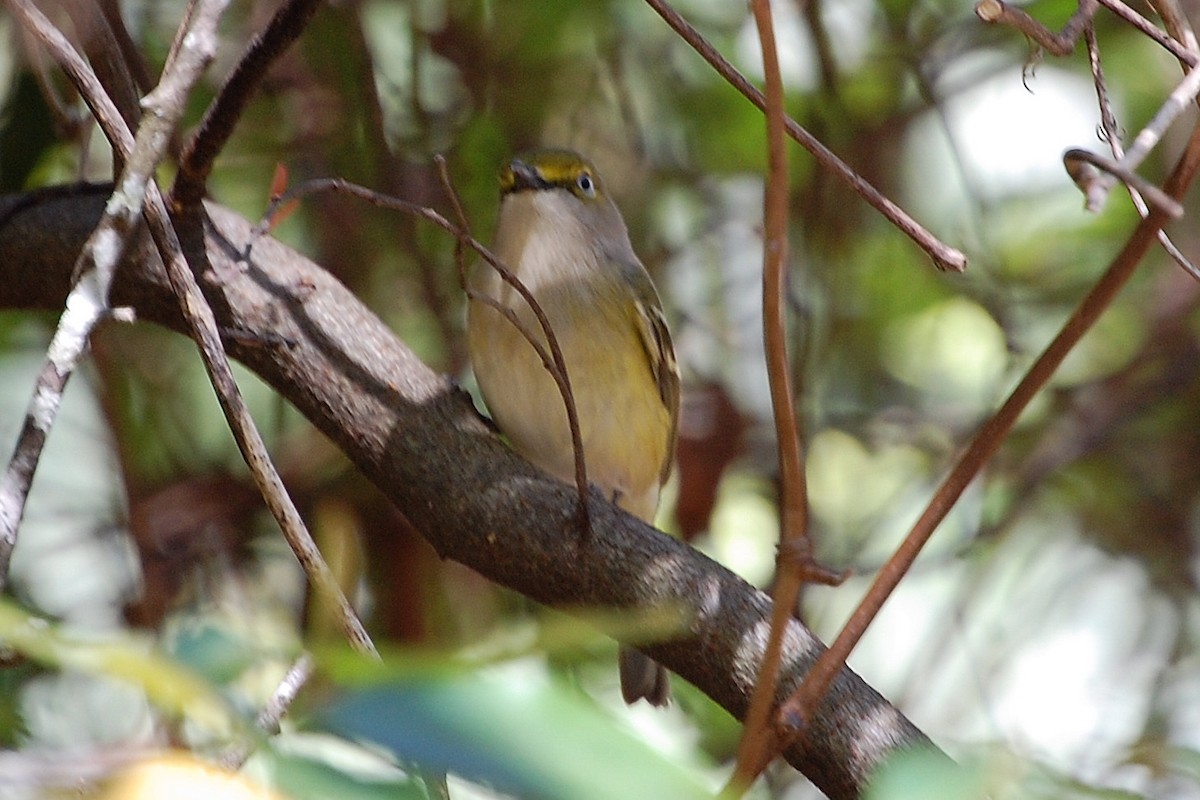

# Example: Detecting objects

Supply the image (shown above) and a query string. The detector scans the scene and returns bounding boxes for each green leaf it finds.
[866,745,985,800]
[317,670,715,799]
[257,735,440,800]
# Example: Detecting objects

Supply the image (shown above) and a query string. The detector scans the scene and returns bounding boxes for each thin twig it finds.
[60,1,142,151]
[1064,148,1184,217]
[643,0,967,273]
[1086,26,1122,145]
[256,652,315,733]
[1095,0,1198,66]
[161,0,203,76]
[1085,26,1200,279]
[173,0,324,206]
[13,6,132,171]
[0,0,227,588]
[1148,0,1199,55]
[97,0,154,94]
[161,216,380,657]
[974,0,1099,56]
[1066,60,1200,213]
[727,0,824,792]
[772,116,1200,753]
[220,652,316,769]
[978,0,1198,67]
[984,0,1199,269]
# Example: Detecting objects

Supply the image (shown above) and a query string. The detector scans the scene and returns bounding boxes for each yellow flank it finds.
[469,272,670,521]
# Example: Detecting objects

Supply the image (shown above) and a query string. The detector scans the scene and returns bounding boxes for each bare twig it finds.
[0,0,226,587]
[643,0,967,273]
[773,116,1200,753]
[984,0,1199,271]
[979,0,1198,67]
[167,218,380,656]
[6,0,375,657]
[1154,0,1198,52]
[727,0,844,792]
[974,0,1099,56]
[97,0,155,94]
[1064,148,1184,217]
[1085,26,1199,279]
[1066,60,1200,213]
[1086,26,1122,143]
[220,652,316,769]
[12,5,131,168]
[1095,0,1198,66]
[173,0,324,206]
[256,652,315,733]
[1148,0,1199,55]
[60,1,142,144]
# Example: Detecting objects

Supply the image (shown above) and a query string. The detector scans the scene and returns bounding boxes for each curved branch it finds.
[0,186,943,800]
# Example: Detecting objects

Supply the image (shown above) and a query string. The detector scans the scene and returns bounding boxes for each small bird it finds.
[467,149,680,706]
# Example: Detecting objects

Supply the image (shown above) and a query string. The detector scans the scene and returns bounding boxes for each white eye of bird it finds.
[576,171,596,197]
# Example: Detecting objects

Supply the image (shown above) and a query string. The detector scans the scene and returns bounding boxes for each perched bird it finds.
[468,149,680,706]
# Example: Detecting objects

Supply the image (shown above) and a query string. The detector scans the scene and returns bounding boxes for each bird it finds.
[467,149,680,705]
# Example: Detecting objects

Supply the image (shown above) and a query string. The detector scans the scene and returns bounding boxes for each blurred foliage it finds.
[1,0,1199,797]
[317,671,714,799]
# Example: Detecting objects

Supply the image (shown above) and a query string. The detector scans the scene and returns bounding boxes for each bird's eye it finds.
[576,171,596,197]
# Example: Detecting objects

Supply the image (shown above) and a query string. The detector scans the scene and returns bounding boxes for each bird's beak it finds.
[506,158,549,192]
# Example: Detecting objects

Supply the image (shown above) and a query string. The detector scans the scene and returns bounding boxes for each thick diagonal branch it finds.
[0,188,942,800]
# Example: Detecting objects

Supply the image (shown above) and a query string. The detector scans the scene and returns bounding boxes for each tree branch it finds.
[0,186,943,800]
[173,0,324,206]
